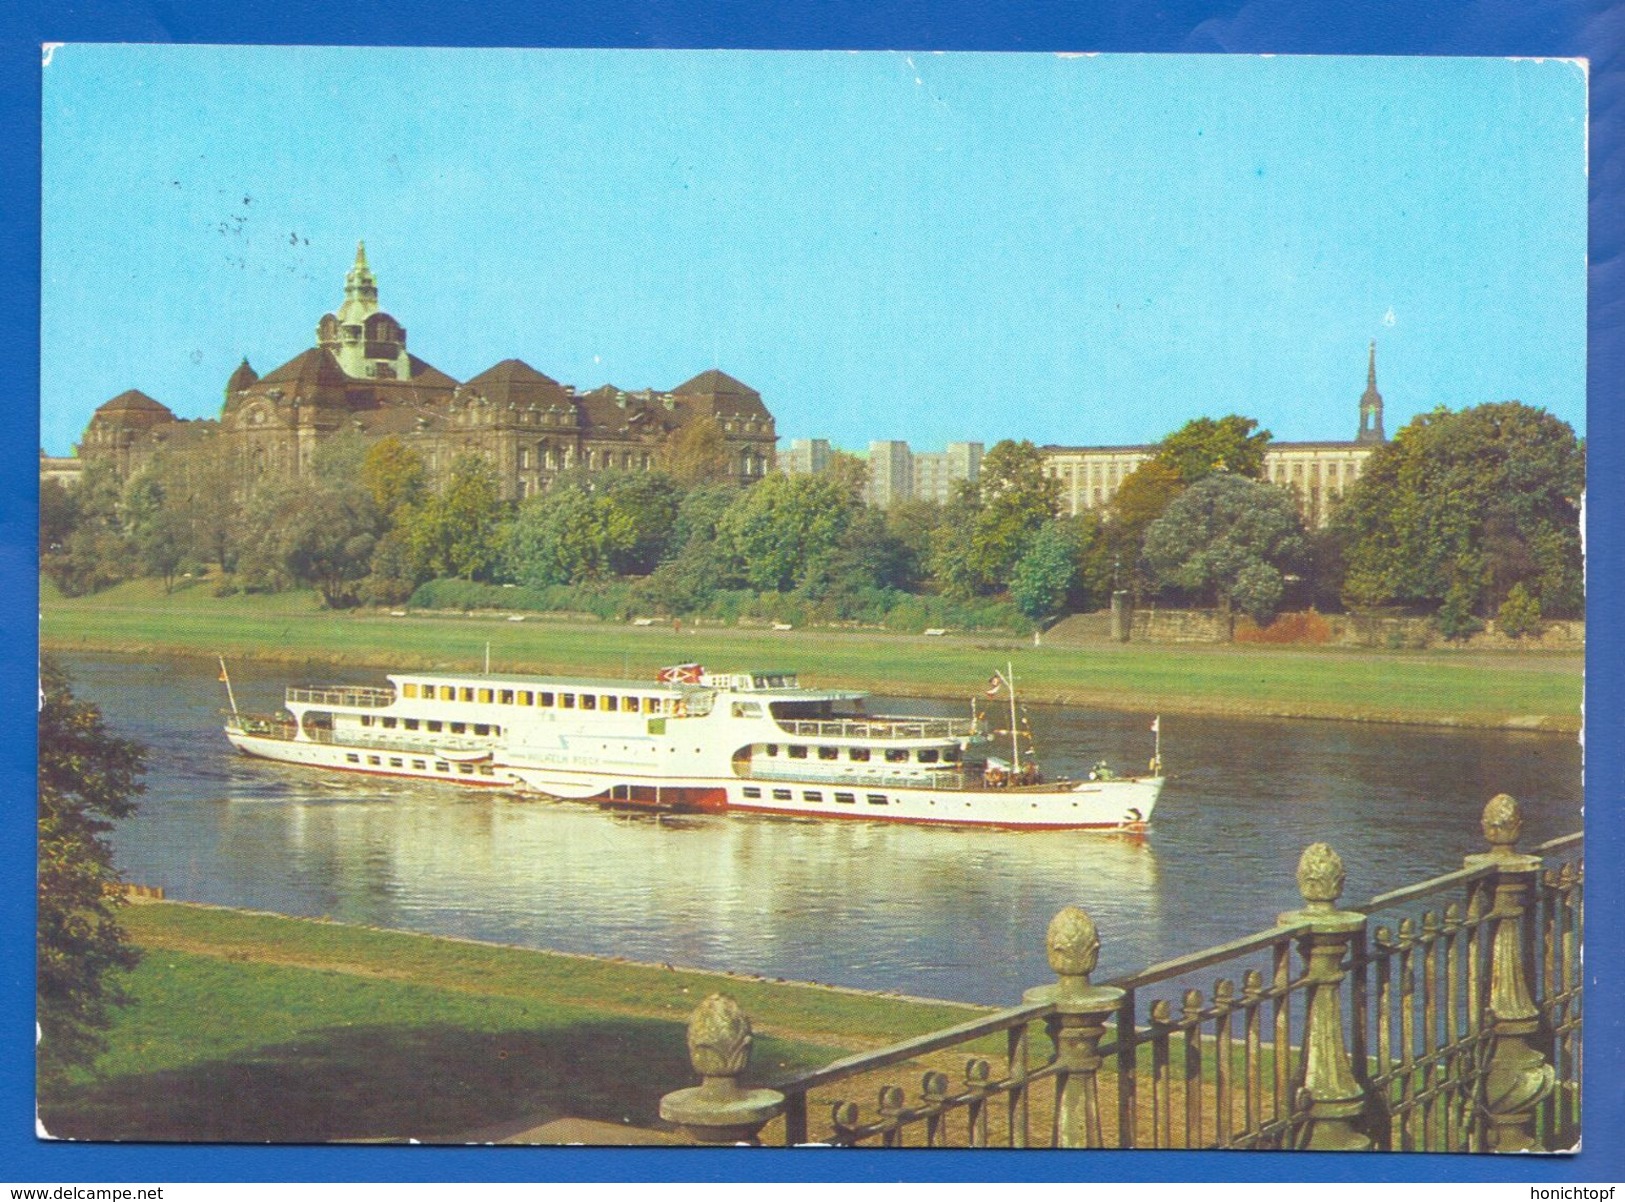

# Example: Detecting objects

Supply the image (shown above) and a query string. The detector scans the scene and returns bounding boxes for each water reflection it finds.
[62,654,1580,1006]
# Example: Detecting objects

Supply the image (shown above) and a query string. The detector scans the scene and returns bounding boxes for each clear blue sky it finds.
[40,47,1587,456]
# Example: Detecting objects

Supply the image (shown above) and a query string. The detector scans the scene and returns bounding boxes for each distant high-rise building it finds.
[781,438,833,476]
[866,440,914,508]
[913,441,983,505]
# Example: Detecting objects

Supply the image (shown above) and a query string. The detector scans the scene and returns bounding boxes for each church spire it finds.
[1357,340,1386,444]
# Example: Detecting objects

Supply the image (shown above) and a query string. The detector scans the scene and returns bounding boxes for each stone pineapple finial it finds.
[1297,842,1346,911]
[687,993,754,1082]
[1046,905,1102,994]
[1481,793,1523,857]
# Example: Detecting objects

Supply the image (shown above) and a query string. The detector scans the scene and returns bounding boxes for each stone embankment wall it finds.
[1048,608,1584,650]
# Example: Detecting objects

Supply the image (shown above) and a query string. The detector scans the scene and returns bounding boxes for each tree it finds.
[1154,415,1272,484]
[38,656,144,1085]
[278,486,381,608]
[598,472,681,576]
[1009,522,1081,623]
[1104,459,1187,590]
[402,455,507,582]
[717,472,860,592]
[505,484,608,587]
[1141,473,1309,627]
[359,436,429,521]
[1332,403,1583,619]
[931,440,1060,598]
[659,416,732,486]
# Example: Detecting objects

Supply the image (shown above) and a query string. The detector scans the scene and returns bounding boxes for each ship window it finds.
[346,753,360,763]
[849,747,871,762]
[412,760,426,770]
[885,749,908,763]
[478,688,493,703]
[945,747,961,763]
[368,756,381,766]
[802,791,822,802]
[918,749,940,763]
[867,794,888,806]
[451,722,466,734]
[459,763,474,774]
[743,787,762,799]
[499,690,514,705]
[389,757,403,768]
[428,720,443,733]
[765,744,778,757]
[834,792,856,804]
[788,745,808,759]
[479,764,494,776]
[540,692,555,707]
[460,688,474,702]
[561,694,575,709]
[403,684,419,699]
[474,724,490,736]
[624,696,639,711]
[818,746,838,761]
[773,788,792,800]
[581,695,596,710]
[603,696,618,712]
[382,717,397,729]
[519,691,533,706]
[435,762,449,772]
[731,702,762,718]
[643,698,659,714]
[440,686,455,701]
[404,719,419,731]
[361,715,374,727]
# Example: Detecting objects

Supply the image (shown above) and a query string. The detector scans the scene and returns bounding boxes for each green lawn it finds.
[40,903,986,1142]
[41,579,1582,729]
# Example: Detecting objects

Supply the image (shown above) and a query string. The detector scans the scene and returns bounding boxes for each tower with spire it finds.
[1357,340,1386,443]
[316,241,412,381]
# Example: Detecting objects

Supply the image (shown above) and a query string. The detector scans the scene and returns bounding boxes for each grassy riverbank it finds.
[39,902,986,1143]
[41,580,1582,730]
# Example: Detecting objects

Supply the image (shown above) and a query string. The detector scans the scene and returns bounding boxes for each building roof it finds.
[90,390,176,428]
[670,369,772,421]
[255,346,353,396]
[462,359,571,409]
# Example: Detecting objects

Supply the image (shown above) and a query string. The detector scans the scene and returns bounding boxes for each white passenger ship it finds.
[222,662,1163,830]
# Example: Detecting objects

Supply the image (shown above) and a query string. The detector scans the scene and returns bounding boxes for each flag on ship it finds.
[658,663,705,684]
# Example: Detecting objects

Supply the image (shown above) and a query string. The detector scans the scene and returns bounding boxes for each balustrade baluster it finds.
[1151,998,1172,1148]
[1182,988,1203,1148]
[1213,978,1235,1146]
[1242,969,1264,1140]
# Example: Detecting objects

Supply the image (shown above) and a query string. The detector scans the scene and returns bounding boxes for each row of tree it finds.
[42,402,1584,631]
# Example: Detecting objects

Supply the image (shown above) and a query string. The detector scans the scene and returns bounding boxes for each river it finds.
[61,653,1583,1006]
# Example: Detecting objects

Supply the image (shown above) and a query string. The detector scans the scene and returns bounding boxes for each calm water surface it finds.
[63,653,1583,1005]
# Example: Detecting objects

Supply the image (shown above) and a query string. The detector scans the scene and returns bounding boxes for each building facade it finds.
[68,244,777,500]
[1042,343,1388,527]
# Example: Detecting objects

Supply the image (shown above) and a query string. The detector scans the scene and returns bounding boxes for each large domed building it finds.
[67,243,777,498]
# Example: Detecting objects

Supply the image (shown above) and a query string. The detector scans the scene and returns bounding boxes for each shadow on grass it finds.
[40,1017,713,1143]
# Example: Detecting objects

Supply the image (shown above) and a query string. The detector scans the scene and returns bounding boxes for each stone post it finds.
[1024,906,1124,1148]
[1278,843,1373,1151]
[1110,590,1132,642]
[658,994,785,1144]
[1464,794,1555,1152]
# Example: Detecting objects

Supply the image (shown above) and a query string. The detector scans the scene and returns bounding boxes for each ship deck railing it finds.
[230,720,494,758]
[774,716,980,741]
[286,685,396,709]
[740,763,972,791]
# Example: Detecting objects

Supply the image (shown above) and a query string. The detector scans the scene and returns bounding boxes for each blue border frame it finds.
[4,0,1618,1184]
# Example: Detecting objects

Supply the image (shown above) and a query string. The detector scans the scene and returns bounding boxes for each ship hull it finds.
[226,729,517,787]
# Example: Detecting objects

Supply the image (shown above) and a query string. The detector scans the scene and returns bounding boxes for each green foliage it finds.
[308,433,371,485]
[1155,415,1272,484]
[234,482,382,607]
[1007,516,1110,623]
[658,415,731,485]
[401,455,507,582]
[359,437,428,519]
[1435,578,1485,641]
[716,473,860,592]
[1497,582,1544,639]
[1334,403,1583,619]
[38,656,145,1086]
[1141,474,1308,626]
[931,440,1060,598]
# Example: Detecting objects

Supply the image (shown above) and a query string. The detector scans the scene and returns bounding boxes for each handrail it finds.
[775,717,980,741]
[770,1001,1051,1093]
[286,685,395,708]
[1105,921,1309,991]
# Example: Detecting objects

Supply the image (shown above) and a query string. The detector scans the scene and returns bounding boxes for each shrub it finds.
[1496,583,1544,639]
[1234,609,1333,645]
